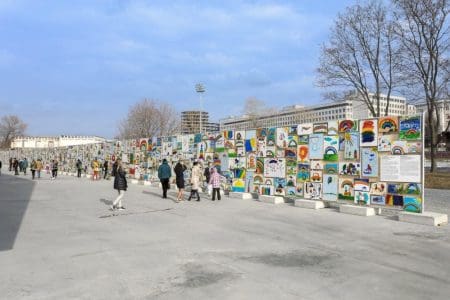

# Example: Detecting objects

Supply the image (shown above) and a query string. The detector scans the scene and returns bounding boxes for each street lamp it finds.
[195,83,205,134]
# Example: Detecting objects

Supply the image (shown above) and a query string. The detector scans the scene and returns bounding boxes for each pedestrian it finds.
[0,160,2,176]
[103,159,109,179]
[13,158,19,175]
[174,160,187,202]
[18,158,23,173]
[158,158,172,199]
[92,158,100,180]
[36,159,43,179]
[188,161,201,201]
[30,159,37,180]
[22,158,28,175]
[203,162,211,189]
[76,159,83,178]
[112,159,127,210]
[209,167,221,201]
[9,157,12,172]
[51,159,58,179]
[112,160,118,177]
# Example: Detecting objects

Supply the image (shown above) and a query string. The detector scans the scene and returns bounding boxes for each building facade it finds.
[181,111,217,134]
[416,99,450,133]
[350,93,415,119]
[11,135,106,149]
[220,101,353,131]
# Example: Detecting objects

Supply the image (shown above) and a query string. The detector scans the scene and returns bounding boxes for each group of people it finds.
[4,157,60,180]
[157,159,222,203]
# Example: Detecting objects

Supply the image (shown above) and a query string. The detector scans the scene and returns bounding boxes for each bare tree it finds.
[317,0,400,116]
[0,115,27,149]
[242,97,277,129]
[393,0,449,172]
[118,99,180,139]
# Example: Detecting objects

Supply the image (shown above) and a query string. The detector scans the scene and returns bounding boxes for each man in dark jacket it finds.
[103,160,109,179]
[158,159,172,199]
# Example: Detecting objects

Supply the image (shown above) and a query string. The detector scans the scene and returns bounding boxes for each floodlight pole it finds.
[195,83,205,134]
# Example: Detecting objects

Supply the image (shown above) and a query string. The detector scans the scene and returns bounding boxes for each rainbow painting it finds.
[399,116,421,140]
[339,120,358,133]
[378,116,398,133]
[360,119,378,146]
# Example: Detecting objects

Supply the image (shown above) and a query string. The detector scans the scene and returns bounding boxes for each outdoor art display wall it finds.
[0,115,423,213]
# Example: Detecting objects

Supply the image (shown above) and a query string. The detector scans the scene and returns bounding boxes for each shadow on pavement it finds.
[99,198,113,206]
[0,174,36,251]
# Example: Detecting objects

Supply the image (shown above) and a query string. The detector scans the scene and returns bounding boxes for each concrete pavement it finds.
[0,173,449,299]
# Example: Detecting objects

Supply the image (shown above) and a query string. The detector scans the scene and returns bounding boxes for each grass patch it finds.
[425,172,450,190]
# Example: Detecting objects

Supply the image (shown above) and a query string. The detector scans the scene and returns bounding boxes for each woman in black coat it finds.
[112,159,127,210]
[174,161,187,202]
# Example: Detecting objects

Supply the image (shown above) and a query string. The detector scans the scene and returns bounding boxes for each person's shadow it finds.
[99,198,113,206]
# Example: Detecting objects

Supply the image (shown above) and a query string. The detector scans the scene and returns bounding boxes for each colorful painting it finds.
[378,116,398,133]
[310,170,323,182]
[245,138,257,152]
[403,196,422,213]
[361,148,378,177]
[386,194,404,206]
[247,152,257,169]
[370,182,386,195]
[338,178,354,200]
[310,160,324,170]
[286,158,297,176]
[298,135,309,145]
[339,162,361,176]
[404,183,421,195]
[253,174,264,186]
[354,191,370,205]
[399,116,421,140]
[323,135,339,161]
[267,128,276,146]
[232,178,246,192]
[309,133,324,159]
[285,148,296,158]
[297,145,309,162]
[391,141,407,155]
[286,186,296,197]
[304,182,322,200]
[257,140,266,157]
[339,119,358,132]
[313,123,328,134]
[260,184,274,196]
[274,178,286,196]
[264,158,286,178]
[276,127,288,148]
[323,174,338,201]
[296,184,304,197]
[328,121,339,135]
[343,132,359,160]
[406,142,422,154]
[354,178,370,192]
[371,195,386,205]
[378,135,393,152]
[287,135,298,148]
[256,157,264,174]
[297,163,310,182]
[297,123,313,135]
[265,147,276,158]
[360,119,378,147]
[324,163,339,174]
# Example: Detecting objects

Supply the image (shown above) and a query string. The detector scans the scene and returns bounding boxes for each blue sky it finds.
[0,0,356,138]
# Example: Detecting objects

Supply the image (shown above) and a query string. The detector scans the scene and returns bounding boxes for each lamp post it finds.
[195,83,205,134]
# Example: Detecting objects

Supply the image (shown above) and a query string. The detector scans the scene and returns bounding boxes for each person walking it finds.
[203,163,211,191]
[30,159,37,179]
[18,158,24,173]
[174,160,187,202]
[92,158,100,180]
[112,160,118,177]
[36,159,43,179]
[188,161,201,201]
[112,159,127,210]
[209,167,221,201]
[22,158,28,175]
[158,159,172,199]
[76,159,83,178]
[9,157,12,172]
[13,158,19,175]
[0,160,2,176]
[51,160,58,179]
[103,159,109,179]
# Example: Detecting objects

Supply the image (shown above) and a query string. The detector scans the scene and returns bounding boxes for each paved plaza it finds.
[1,173,449,300]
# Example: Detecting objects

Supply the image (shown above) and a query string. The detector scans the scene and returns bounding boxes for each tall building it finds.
[181,111,216,134]
[416,99,450,133]
[349,92,416,119]
[11,135,106,149]
[220,101,353,131]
